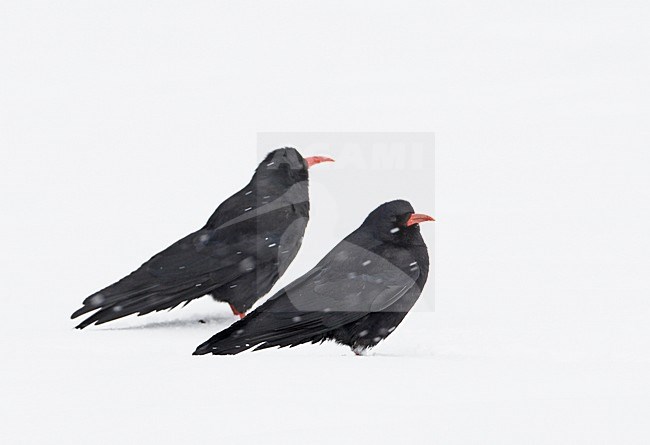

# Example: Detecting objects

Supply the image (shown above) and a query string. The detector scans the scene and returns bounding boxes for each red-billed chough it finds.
[193,200,433,356]
[71,147,334,329]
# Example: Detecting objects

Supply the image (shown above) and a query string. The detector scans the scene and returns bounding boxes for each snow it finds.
[2,289,648,444]
[2,0,650,443]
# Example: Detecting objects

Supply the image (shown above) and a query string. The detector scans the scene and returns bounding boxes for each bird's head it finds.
[362,200,434,245]
[255,147,334,185]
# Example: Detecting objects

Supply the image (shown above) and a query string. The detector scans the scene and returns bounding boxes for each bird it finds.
[193,199,433,356]
[71,147,334,329]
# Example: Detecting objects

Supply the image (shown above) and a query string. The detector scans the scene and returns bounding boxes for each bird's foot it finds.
[352,346,368,356]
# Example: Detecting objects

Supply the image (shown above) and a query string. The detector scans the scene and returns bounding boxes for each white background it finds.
[1,1,649,444]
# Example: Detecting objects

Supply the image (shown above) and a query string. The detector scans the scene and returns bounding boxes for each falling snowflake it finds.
[238,257,256,272]
[89,294,105,305]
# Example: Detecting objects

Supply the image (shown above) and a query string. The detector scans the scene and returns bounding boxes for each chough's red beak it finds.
[406,213,435,226]
[305,156,335,168]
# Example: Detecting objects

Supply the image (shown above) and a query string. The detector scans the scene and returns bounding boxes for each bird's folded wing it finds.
[71,227,269,328]
[282,241,419,314]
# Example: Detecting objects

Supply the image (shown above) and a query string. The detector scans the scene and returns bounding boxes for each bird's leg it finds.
[229,303,246,319]
[352,346,368,356]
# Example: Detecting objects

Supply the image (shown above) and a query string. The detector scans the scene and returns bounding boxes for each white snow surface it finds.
[3,290,649,444]
[2,0,650,444]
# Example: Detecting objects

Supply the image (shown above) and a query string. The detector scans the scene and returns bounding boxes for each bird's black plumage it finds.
[193,200,431,355]
[72,147,323,329]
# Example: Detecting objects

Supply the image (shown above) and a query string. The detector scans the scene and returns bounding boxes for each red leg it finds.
[229,303,246,319]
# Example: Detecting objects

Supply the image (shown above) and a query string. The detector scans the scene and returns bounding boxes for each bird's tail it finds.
[192,307,332,355]
[71,276,209,329]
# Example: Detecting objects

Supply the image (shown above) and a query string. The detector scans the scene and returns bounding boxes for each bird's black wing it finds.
[193,240,421,355]
[71,226,271,329]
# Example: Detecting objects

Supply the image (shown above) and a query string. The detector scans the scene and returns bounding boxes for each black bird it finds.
[193,200,433,356]
[71,147,334,329]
